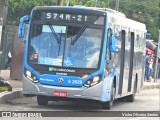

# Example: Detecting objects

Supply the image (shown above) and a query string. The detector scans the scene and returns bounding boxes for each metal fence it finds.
[0,25,25,80]
[0,25,14,69]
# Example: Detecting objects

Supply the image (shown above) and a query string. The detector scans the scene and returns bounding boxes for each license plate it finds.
[53,91,68,96]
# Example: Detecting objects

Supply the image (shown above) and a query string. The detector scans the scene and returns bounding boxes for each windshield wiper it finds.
[49,25,61,44]
[71,25,88,45]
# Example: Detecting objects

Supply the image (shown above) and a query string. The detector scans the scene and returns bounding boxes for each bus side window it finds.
[106,27,121,70]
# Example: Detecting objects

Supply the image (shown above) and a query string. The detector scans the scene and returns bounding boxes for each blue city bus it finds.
[18,6,146,109]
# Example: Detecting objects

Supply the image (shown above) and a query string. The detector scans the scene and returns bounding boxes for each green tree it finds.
[7,0,160,41]
[7,0,57,25]
[94,0,159,41]
[113,0,160,41]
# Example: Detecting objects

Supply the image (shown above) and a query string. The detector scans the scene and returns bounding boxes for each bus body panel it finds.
[20,6,146,104]
[102,70,120,101]
[106,12,146,98]
[23,75,104,101]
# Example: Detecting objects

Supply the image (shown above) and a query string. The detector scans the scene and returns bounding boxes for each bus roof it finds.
[33,6,125,17]
[33,6,146,31]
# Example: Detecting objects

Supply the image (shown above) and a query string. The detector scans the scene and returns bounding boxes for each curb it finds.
[0,89,23,104]
[143,84,160,90]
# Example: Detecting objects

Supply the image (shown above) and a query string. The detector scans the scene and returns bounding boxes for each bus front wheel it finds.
[37,95,48,105]
[101,86,115,109]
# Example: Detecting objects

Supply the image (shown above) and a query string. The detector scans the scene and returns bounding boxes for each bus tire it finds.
[37,95,48,105]
[101,86,115,109]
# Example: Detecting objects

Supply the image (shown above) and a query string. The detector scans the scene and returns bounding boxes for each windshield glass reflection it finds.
[29,24,103,68]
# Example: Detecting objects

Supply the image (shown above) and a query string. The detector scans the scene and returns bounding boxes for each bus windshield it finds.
[29,24,103,69]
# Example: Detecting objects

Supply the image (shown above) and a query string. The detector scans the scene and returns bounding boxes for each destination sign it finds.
[46,13,89,22]
[33,11,104,25]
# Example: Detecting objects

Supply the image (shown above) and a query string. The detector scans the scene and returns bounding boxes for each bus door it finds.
[127,32,134,93]
[121,30,135,95]
[122,30,131,95]
[118,30,129,95]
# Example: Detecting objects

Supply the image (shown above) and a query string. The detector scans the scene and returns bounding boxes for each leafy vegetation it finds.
[6,0,160,41]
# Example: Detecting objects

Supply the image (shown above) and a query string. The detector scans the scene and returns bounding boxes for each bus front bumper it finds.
[22,76,103,101]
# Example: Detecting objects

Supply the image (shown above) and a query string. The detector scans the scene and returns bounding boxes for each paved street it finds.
[0,89,159,120]
[0,89,159,111]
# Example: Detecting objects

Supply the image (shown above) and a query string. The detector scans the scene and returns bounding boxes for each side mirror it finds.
[108,28,116,52]
[109,35,116,52]
[18,15,30,38]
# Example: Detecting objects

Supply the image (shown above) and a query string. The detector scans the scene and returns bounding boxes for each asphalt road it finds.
[0,89,159,120]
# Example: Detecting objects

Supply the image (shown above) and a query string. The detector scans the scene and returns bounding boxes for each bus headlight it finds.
[26,70,31,77]
[25,69,38,83]
[84,75,101,87]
